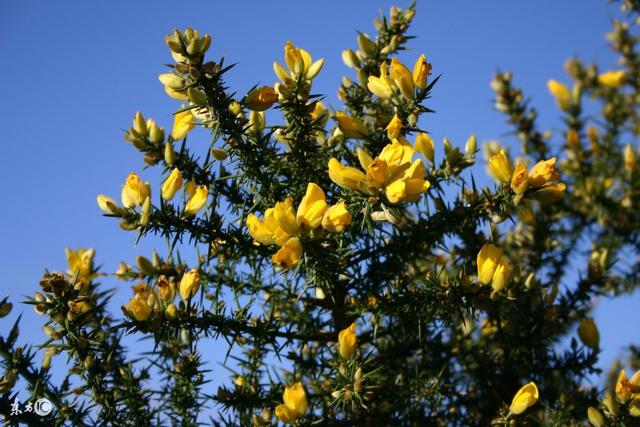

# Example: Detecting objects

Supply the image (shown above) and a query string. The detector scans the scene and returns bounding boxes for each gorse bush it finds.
[2,1,640,426]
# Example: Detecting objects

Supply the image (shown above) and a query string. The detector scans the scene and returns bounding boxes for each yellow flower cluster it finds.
[476,243,510,292]
[488,150,565,202]
[328,138,430,204]
[126,269,200,322]
[367,55,432,100]
[99,169,209,223]
[275,382,308,424]
[246,183,352,268]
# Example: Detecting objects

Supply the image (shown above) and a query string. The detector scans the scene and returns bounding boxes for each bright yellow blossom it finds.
[390,57,414,100]
[487,150,512,183]
[275,41,324,82]
[272,237,302,269]
[128,297,151,321]
[171,109,196,140]
[414,133,435,163]
[296,183,328,230]
[335,111,369,139]
[547,80,571,110]
[477,243,502,285]
[367,62,394,98]
[328,158,367,191]
[275,382,308,424]
[528,157,560,188]
[121,172,151,208]
[385,114,404,139]
[598,70,626,88]
[184,183,208,215]
[65,248,95,283]
[322,202,352,233]
[338,323,357,359]
[162,168,183,201]
[509,382,539,415]
[413,54,431,89]
[179,269,200,301]
[511,161,529,194]
[244,86,279,111]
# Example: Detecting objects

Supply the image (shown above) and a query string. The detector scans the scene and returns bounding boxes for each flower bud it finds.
[180,269,201,301]
[136,256,154,276]
[342,48,360,69]
[133,112,148,136]
[148,121,165,144]
[158,72,186,90]
[97,195,119,214]
[164,141,176,166]
[587,407,605,427]
[577,318,600,349]
[357,34,376,56]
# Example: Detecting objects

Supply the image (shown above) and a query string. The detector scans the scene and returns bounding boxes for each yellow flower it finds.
[65,248,96,283]
[378,138,413,173]
[247,208,292,247]
[385,114,404,140]
[96,194,119,214]
[68,299,91,317]
[335,111,369,139]
[328,158,367,191]
[322,202,352,233]
[156,275,175,302]
[184,183,208,215]
[274,197,300,236]
[534,182,566,203]
[528,157,560,188]
[491,258,510,292]
[275,382,308,424]
[365,158,388,188]
[511,161,529,194]
[509,382,539,415]
[487,150,512,183]
[128,297,151,321]
[121,172,151,208]
[275,41,324,81]
[598,70,625,88]
[161,168,183,201]
[385,159,430,204]
[310,101,328,126]
[165,86,189,101]
[171,109,196,140]
[547,80,571,110]
[179,268,200,301]
[390,57,415,100]
[477,243,502,285]
[413,54,431,89]
[244,86,279,111]
[272,237,302,269]
[338,322,357,359]
[414,133,435,163]
[616,369,632,403]
[577,318,600,349]
[367,62,394,98]
[624,143,636,173]
[296,183,328,230]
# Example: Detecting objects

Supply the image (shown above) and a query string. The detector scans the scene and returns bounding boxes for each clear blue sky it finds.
[0,0,636,397]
